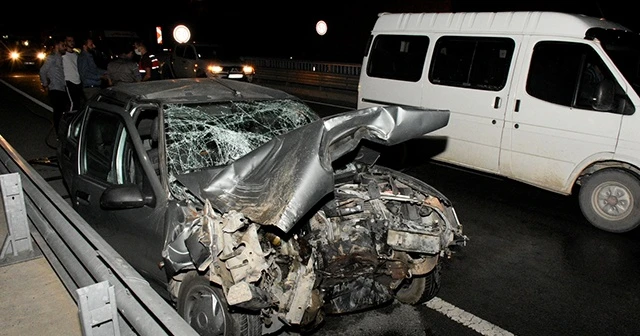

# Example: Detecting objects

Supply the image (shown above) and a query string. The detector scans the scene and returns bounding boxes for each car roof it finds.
[103,78,297,104]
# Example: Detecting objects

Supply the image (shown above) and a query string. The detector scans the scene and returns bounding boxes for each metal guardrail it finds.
[243,57,362,107]
[0,135,198,336]
[245,57,362,92]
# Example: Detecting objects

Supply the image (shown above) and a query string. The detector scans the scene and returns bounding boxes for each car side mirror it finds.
[100,184,154,209]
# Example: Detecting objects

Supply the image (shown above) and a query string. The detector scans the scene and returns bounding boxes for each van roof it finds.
[373,11,630,38]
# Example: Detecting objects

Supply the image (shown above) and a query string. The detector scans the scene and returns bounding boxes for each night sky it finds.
[2,0,637,63]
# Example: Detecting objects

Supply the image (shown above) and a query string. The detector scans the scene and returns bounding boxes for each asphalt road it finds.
[1,68,639,336]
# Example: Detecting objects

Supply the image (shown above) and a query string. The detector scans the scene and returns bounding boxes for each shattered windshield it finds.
[164,99,319,200]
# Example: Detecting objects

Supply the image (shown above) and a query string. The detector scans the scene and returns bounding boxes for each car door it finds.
[71,104,168,285]
[172,44,188,78]
[501,36,624,193]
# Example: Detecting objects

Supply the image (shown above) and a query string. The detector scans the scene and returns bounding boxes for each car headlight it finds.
[9,51,20,61]
[37,52,46,60]
[243,65,255,75]
[208,65,223,74]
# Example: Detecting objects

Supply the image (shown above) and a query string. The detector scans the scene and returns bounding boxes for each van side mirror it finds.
[592,79,615,111]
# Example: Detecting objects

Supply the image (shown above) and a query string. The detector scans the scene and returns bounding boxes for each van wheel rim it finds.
[592,181,633,220]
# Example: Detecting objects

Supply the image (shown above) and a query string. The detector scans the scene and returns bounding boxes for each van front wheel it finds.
[578,169,640,233]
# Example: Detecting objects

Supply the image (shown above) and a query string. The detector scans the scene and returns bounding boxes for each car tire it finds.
[177,272,261,336]
[578,169,640,233]
[394,263,441,305]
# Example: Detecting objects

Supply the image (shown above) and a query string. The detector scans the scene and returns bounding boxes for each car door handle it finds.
[494,97,501,109]
[514,99,521,112]
[76,190,90,203]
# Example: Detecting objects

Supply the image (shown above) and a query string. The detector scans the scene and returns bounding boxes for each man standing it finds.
[133,40,161,81]
[78,37,107,100]
[106,47,141,86]
[62,35,85,111]
[39,37,68,135]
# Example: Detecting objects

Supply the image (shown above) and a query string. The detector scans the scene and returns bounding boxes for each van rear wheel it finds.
[578,169,640,233]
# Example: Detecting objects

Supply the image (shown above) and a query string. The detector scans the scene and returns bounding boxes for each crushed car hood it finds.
[176,105,450,233]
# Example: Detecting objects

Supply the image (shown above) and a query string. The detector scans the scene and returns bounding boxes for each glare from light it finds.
[37,52,46,60]
[242,65,254,74]
[173,25,191,44]
[10,51,20,60]
[316,20,328,36]
[208,65,223,73]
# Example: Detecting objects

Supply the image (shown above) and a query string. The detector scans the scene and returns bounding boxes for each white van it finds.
[357,11,640,233]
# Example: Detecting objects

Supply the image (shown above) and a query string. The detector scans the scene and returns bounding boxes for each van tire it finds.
[578,169,640,233]
[177,272,261,336]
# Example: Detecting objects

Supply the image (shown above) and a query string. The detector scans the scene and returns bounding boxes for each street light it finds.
[316,20,328,36]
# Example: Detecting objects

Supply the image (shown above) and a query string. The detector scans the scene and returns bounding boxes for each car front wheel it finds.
[578,169,640,233]
[394,263,441,305]
[177,272,261,336]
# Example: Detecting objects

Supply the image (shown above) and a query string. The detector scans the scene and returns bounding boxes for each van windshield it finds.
[590,28,640,97]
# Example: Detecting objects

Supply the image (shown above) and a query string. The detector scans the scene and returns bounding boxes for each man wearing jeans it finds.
[78,37,107,100]
[39,37,69,136]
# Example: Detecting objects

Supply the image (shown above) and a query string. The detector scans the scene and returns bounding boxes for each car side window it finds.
[184,45,196,60]
[81,110,149,191]
[526,41,631,113]
[174,45,185,58]
[81,110,121,183]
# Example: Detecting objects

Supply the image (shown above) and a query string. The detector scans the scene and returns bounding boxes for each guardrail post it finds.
[77,280,121,336]
[0,172,41,266]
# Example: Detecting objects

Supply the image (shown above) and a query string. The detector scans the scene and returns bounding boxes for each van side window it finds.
[429,36,514,91]
[366,35,429,82]
[527,41,631,113]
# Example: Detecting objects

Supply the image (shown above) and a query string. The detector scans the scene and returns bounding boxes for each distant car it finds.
[1,38,46,70]
[57,78,465,336]
[164,42,255,81]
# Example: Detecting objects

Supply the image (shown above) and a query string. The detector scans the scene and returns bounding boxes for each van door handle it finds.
[514,99,521,112]
[494,97,501,109]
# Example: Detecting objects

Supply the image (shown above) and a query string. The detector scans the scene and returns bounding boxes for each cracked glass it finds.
[164,99,320,200]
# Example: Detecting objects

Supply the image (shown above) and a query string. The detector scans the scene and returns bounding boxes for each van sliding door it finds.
[424,35,519,174]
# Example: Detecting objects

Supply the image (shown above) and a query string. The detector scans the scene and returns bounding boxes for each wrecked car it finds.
[57,78,467,335]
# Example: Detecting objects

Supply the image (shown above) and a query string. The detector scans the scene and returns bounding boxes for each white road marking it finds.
[0,78,52,112]
[426,297,516,336]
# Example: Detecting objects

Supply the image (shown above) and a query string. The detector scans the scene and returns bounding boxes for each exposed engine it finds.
[166,162,464,333]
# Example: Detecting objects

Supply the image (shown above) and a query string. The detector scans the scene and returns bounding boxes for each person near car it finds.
[133,40,161,81]
[62,35,85,110]
[106,46,141,86]
[78,37,107,100]
[39,37,69,135]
